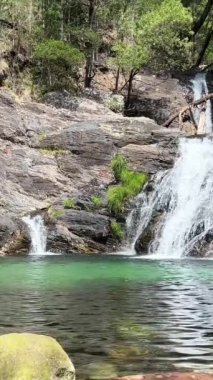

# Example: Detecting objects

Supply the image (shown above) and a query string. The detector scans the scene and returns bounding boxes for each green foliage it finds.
[48,208,64,219]
[111,222,125,241]
[64,198,76,209]
[69,28,102,54]
[108,154,148,215]
[34,40,84,92]
[138,0,193,70]
[121,170,148,196]
[105,97,123,113]
[107,186,128,214]
[35,40,84,66]
[0,0,211,95]
[111,154,127,182]
[112,42,149,73]
[91,196,103,208]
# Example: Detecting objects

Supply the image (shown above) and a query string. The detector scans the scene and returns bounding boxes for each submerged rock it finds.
[86,362,117,380]
[0,333,75,380]
[117,373,213,380]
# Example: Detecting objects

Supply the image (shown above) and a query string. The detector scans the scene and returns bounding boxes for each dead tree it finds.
[163,93,213,130]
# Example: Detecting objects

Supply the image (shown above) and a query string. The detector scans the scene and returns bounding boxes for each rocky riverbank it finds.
[0,76,185,255]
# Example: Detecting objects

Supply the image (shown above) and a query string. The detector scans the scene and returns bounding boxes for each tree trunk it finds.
[193,0,213,36]
[85,51,95,88]
[195,28,212,67]
[114,67,120,93]
[126,69,135,108]
[60,0,64,40]
[89,0,96,27]
[84,0,97,88]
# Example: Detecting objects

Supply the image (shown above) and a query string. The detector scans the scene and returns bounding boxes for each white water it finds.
[191,73,212,133]
[128,73,213,258]
[23,215,47,255]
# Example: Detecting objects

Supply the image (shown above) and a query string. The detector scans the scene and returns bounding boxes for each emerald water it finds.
[1,255,213,377]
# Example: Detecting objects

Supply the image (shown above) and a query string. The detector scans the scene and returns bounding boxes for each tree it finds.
[112,42,149,106]
[112,0,193,106]
[34,39,85,91]
[138,0,193,71]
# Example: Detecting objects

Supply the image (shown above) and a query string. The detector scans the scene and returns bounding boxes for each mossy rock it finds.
[0,333,75,380]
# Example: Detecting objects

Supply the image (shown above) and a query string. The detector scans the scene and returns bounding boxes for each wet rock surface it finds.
[0,87,181,255]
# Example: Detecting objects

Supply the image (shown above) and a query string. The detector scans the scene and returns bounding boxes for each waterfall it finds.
[191,73,212,133]
[23,215,47,255]
[128,73,213,258]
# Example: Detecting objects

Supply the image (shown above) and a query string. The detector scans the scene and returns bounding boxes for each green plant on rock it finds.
[108,186,128,214]
[108,154,148,215]
[64,198,76,209]
[105,98,123,113]
[48,208,64,219]
[111,222,125,241]
[91,195,103,208]
[121,170,148,196]
[39,148,67,156]
[111,154,128,182]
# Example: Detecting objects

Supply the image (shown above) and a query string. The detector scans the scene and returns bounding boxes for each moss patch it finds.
[0,333,75,380]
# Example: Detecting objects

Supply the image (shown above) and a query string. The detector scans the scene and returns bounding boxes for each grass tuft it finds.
[64,198,76,209]
[91,195,103,208]
[111,222,125,241]
[107,154,148,215]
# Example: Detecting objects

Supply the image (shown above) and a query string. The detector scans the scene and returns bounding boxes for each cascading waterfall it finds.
[191,73,212,133]
[23,215,47,255]
[128,73,213,258]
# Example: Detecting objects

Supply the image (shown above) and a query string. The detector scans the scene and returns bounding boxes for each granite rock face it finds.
[0,89,181,255]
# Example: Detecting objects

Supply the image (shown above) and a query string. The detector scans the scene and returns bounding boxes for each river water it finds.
[0,255,213,377]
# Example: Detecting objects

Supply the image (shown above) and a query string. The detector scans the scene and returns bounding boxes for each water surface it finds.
[0,255,213,377]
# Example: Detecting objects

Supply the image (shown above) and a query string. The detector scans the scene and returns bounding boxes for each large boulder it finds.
[0,333,75,380]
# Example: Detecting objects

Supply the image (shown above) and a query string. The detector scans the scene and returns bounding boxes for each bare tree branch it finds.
[163,93,213,128]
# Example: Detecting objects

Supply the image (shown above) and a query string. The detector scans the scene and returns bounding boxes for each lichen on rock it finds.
[0,333,75,380]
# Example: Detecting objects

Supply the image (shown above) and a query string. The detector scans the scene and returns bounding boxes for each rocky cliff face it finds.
[0,89,181,255]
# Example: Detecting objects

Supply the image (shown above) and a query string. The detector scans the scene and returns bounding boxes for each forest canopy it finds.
[0,0,212,95]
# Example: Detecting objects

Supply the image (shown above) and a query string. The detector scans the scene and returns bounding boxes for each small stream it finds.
[0,255,213,378]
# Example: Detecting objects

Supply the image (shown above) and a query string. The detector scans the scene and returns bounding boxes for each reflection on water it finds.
[0,256,213,377]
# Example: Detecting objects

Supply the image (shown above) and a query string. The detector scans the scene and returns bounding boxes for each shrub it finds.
[91,195,103,208]
[111,222,125,241]
[111,154,127,182]
[34,40,85,92]
[34,40,84,67]
[64,198,76,209]
[105,97,123,113]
